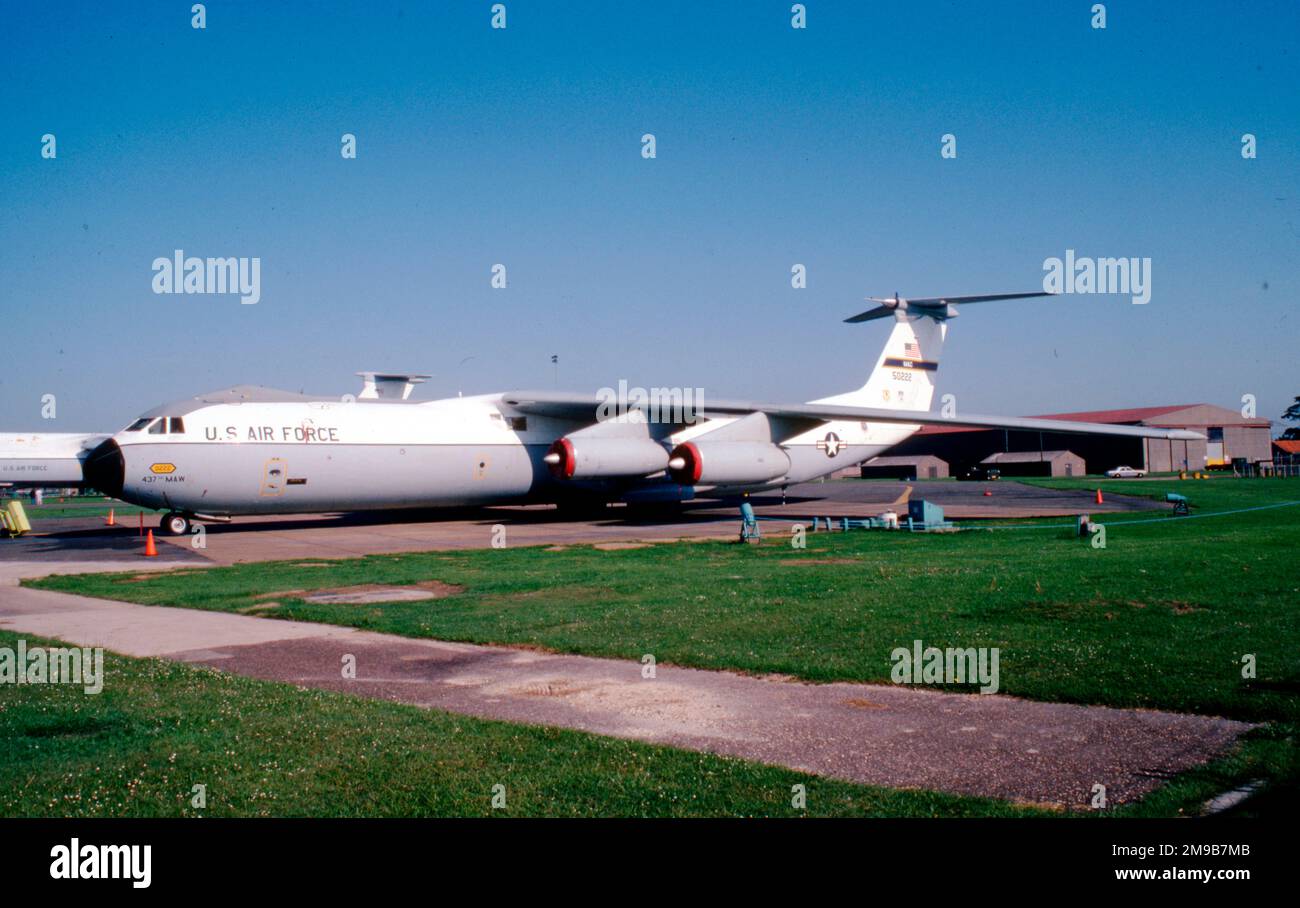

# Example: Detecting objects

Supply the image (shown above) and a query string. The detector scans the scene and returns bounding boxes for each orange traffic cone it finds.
[105,508,116,526]
[143,529,158,557]
[1095,488,1104,504]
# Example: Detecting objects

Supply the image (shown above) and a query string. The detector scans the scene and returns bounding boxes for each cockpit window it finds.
[131,416,186,434]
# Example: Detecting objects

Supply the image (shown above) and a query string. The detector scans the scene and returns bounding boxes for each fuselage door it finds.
[260,458,287,497]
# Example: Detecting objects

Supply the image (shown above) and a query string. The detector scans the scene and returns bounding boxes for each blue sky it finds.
[1,0,1296,431]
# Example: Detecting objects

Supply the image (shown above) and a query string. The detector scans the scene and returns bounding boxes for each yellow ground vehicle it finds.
[0,498,32,537]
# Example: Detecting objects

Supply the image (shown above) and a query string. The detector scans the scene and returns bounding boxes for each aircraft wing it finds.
[501,392,1204,442]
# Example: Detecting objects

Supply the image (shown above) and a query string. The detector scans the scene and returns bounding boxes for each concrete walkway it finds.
[0,561,1251,808]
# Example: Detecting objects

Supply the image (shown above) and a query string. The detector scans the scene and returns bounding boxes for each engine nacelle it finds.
[667,441,791,485]
[544,437,669,479]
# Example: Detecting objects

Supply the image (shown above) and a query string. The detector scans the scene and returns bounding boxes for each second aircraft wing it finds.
[500,391,1204,443]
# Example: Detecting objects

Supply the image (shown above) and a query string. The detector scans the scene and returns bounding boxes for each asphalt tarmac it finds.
[1,480,1163,566]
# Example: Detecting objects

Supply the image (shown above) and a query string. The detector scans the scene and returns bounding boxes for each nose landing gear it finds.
[160,512,192,536]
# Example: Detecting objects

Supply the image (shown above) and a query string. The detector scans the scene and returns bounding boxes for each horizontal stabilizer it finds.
[845,291,1054,323]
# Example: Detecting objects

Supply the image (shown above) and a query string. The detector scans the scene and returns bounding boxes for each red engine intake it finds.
[545,438,577,479]
[667,442,703,484]
[667,440,790,486]
[544,436,669,480]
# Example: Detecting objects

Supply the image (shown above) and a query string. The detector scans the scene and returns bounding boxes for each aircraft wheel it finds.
[161,512,191,536]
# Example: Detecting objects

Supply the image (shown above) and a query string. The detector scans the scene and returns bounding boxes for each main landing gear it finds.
[160,512,192,536]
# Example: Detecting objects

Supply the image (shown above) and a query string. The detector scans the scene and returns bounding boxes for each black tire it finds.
[161,512,191,536]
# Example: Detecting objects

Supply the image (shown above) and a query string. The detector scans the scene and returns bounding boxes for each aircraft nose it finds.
[83,438,125,497]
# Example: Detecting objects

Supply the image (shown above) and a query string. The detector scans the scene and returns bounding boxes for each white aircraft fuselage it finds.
[4,295,1204,536]
[81,390,910,519]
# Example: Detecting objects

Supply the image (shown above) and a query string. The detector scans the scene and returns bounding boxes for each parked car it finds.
[956,465,1001,481]
[1105,465,1147,478]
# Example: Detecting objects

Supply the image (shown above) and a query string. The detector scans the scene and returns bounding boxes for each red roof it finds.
[1274,440,1300,454]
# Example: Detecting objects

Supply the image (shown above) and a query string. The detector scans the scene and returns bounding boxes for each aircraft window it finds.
[148,419,166,434]
[168,418,186,434]
[507,416,527,431]
[124,418,152,432]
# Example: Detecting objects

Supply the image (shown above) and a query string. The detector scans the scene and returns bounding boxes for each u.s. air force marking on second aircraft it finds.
[0,292,1200,536]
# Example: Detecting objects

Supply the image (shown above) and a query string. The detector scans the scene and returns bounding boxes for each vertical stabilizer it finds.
[812,313,946,411]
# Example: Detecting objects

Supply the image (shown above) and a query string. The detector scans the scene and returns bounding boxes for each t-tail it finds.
[815,290,1055,411]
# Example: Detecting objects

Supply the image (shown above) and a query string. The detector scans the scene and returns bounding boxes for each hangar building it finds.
[859,454,949,480]
[981,449,1086,477]
[884,403,1272,475]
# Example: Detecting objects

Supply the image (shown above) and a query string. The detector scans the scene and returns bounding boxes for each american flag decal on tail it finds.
[884,338,937,370]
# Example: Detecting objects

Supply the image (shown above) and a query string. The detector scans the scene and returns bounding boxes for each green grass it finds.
[11,478,1300,817]
[1,629,1293,817]
[0,630,1040,818]
[31,479,1300,722]
[5,495,148,521]
[1115,720,1299,818]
